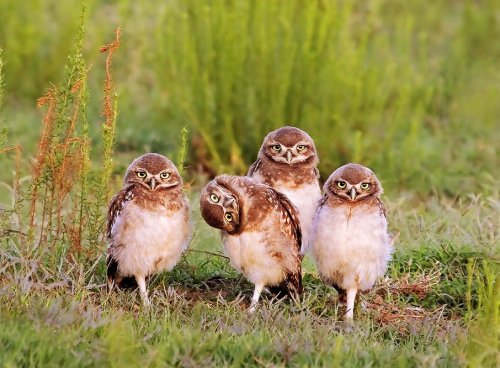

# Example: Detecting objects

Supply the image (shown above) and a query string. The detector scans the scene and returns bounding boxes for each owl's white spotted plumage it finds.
[106,153,190,306]
[199,175,303,312]
[310,163,393,319]
[248,126,321,254]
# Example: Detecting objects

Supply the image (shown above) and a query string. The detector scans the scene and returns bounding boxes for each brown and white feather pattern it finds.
[247,126,322,254]
[312,195,392,290]
[107,185,190,279]
[310,163,393,319]
[200,175,303,301]
[106,153,191,305]
[106,184,135,239]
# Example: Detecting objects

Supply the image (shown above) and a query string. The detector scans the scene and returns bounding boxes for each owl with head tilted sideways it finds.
[310,163,393,319]
[200,175,303,312]
[106,153,191,306]
[248,126,322,254]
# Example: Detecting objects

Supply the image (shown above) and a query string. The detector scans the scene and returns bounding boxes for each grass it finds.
[0,0,499,366]
[1,0,499,193]
[1,195,498,366]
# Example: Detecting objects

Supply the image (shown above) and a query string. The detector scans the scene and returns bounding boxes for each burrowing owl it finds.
[248,126,321,254]
[106,153,190,306]
[310,163,393,319]
[199,175,303,312]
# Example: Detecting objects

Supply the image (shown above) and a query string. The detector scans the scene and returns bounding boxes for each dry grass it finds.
[368,270,454,335]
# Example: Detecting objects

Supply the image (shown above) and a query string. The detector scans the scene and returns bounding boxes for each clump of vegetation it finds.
[0,0,498,366]
[1,0,499,194]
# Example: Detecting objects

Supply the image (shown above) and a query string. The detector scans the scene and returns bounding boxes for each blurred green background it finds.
[1,0,498,194]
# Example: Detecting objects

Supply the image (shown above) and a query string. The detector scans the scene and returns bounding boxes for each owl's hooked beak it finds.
[350,187,357,201]
[148,177,157,190]
[286,150,293,163]
[223,196,235,207]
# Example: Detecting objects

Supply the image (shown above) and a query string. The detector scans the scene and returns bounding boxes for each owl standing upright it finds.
[199,175,303,312]
[248,126,321,253]
[106,153,191,306]
[310,163,393,319]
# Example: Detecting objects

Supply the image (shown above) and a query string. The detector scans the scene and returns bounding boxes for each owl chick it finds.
[106,153,191,306]
[200,175,303,312]
[248,126,321,254]
[310,163,393,319]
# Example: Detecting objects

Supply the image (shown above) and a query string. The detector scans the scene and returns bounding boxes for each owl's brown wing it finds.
[377,198,397,247]
[376,197,387,219]
[106,184,135,240]
[106,184,137,289]
[106,255,138,290]
[272,189,303,295]
[273,190,302,252]
[313,167,320,180]
[376,197,396,246]
[318,193,328,208]
[247,158,261,177]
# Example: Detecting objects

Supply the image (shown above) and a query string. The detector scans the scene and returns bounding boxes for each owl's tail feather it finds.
[268,270,303,299]
[116,276,139,289]
[106,256,138,290]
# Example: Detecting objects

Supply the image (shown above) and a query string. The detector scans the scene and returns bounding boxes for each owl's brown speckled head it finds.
[324,163,383,202]
[200,178,241,234]
[258,126,318,167]
[124,153,182,191]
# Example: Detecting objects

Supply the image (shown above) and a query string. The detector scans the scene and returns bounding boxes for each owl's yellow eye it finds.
[271,144,281,151]
[137,171,147,178]
[336,181,347,189]
[360,183,370,190]
[225,213,233,222]
[160,172,170,179]
[297,144,307,152]
[210,193,219,203]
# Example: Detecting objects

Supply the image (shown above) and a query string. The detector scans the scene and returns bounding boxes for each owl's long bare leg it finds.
[135,275,150,306]
[248,283,265,313]
[345,288,357,319]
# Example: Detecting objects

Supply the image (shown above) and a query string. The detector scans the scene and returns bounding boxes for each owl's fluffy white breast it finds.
[109,202,190,277]
[311,203,392,290]
[273,181,322,252]
[223,231,285,286]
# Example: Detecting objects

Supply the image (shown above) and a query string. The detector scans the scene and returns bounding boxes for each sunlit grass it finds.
[1,0,499,193]
[1,191,498,367]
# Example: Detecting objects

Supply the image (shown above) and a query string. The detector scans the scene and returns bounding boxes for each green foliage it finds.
[0,48,6,147]
[0,0,82,100]
[26,0,91,254]
[1,187,498,366]
[177,125,189,178]
[1,0,499,194]
[464,260,499,367]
